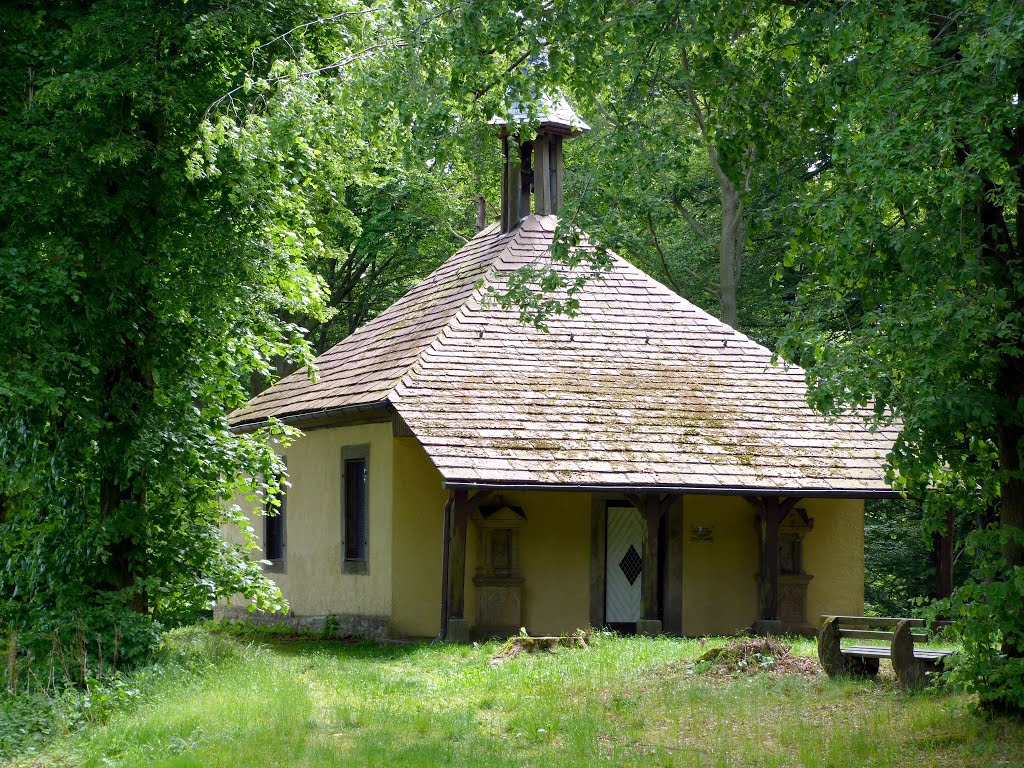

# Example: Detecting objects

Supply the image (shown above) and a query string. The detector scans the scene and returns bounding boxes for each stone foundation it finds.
[636,619,663,637]
[214,604,388,640]
[445,617,473,644]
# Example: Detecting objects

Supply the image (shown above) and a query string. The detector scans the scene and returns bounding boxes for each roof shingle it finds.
[233,215,898,495]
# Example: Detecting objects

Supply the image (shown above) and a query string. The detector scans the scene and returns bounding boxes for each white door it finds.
[605,504,643,624]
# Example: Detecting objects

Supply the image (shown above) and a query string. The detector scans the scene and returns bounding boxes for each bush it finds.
[936,526,1024,714]
[2,607,160,696]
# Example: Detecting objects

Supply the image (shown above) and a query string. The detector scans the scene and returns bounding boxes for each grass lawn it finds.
[8,627,1024,768]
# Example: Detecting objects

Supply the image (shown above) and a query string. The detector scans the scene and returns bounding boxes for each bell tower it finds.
[493,94,589,233]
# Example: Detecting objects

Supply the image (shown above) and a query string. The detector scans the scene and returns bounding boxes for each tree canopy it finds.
[0,0,349,652]
[0,0,492,663]
[778,0,1024,710]
[2,0,1023,712]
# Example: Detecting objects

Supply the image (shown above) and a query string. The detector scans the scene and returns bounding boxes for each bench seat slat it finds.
[839,629,927,642]
[914,649,954,660]
[842,645,892,658]
[822,616,952,630]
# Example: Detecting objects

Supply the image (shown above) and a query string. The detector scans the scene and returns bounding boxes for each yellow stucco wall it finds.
[680,495,865,635]
[226,426,865,639]
[681,496,761,635]
[389,437,448,637]
[237,422,394,620]
[801,497,865,621]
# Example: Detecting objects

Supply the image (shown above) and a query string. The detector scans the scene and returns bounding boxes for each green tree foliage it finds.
[0,0,495,670]
[774,1,1024,711]
[863,499,974,617]
[199,4,498,379]
[863,501,938,617]
[0,1,365,660]
[410,0,1024,709]
[302,165,482,357]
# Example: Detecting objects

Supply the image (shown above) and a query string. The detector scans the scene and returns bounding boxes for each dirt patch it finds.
[689,637,820,678]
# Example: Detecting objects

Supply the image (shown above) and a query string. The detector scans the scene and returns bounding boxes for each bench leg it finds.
[897,657,943,689]
[892,619,925,688]
[818,617,847,678]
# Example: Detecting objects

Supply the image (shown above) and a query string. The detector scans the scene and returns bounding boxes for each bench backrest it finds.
[821,615,951,644]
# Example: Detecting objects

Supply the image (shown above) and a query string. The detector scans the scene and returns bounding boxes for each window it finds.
[264,462,286,573]
[341,445,370,574]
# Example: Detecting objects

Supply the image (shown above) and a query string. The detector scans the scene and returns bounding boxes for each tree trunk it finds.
[679,49,746,329]
[933,506,955,599]
[475,196,487,232]
[99,350,154,615]
[717,178,743,328]
[99,478,148,614]
[995,354,1024,662]
[996,355,1024,572]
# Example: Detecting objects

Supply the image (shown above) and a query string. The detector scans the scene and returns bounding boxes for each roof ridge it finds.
[231,221,510,427]
[389,220,542,403]
[606,252,782,362]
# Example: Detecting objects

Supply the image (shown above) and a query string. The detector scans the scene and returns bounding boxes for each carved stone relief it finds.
[777,509,815,634]
[473,502,526,637]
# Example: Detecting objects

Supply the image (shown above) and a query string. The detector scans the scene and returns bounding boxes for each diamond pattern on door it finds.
[619,545,643,586]
[606,505,643,623]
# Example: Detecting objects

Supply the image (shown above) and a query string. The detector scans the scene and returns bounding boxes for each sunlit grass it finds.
[12,628,1023,768]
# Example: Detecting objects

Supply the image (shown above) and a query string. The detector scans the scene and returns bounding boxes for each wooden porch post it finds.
[757,497,799,627]
[635,493,678,636]
[760,499,782,622]
[640,495,660,624]
[444,488,472,642]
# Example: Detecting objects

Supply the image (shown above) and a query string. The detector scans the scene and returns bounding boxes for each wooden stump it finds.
[489,632,589,666]
[818,617,846,678]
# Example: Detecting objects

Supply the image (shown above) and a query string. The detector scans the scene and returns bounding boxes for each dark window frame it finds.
[341,444,370,575]
[264,459,287,574]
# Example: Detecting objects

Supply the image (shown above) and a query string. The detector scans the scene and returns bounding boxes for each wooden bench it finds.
[818,615,954,688]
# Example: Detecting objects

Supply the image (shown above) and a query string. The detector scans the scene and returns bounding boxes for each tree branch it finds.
[668,193,710,241]
[645,212,717,298]
[445,223,469,244]
[646,212,684,294]
[253,6,386,63]
[472,49,533,102]
[679,47,708,140]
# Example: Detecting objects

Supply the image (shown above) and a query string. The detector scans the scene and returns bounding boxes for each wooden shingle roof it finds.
[234,215,898,496]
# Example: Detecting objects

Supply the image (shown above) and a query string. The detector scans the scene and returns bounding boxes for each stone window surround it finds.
[264,456,287,574]
[341,444,370,575]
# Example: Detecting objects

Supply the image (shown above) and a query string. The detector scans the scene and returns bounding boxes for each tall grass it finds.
[5,628,1022,768]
